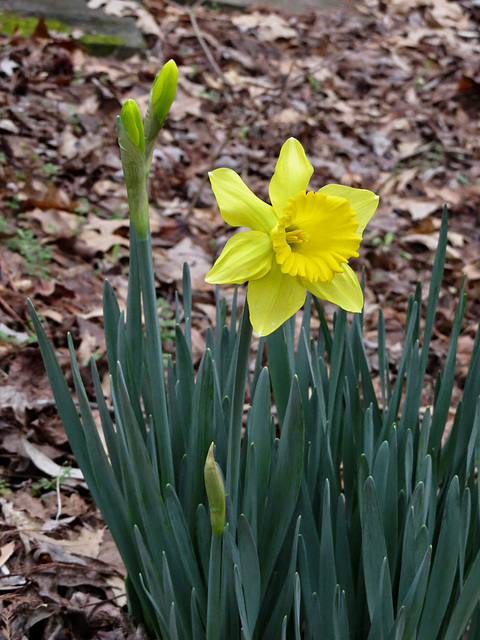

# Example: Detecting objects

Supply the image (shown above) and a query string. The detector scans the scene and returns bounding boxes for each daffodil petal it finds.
[206,231,273,284]
[269,138,313,216]
[209,168,277,234]
[303,264,363,312]
[247,261,306,336]
[318,185,379,236]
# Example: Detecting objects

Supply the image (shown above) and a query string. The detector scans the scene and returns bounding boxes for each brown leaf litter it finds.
[0,0,479,636]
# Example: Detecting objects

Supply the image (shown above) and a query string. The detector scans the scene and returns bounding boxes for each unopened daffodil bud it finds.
[204,443,225,537]
[151,59,178,125]
[144,59,178,176]
[120,99,145,153]
[116,108,149,239]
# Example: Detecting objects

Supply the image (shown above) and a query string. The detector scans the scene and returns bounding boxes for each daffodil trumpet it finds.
[206,138,379,336]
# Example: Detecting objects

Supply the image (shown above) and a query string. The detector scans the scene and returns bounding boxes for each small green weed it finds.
[306,73,321,92]
[371,230,394,248]
[5,195,20,211]
[0,477,11,495]
[456,173,469,185]
[74,198,90,215]
[414,56,436,89]
[31,466,73,496]
[0,215,12,234]
[158,297,176,344]
[6,228,53,279]
[39,162,58,178]
[0,328,36,346]
[201,88,222,102]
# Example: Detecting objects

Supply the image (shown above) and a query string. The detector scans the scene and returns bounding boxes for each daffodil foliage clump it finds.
[30,65,480,640]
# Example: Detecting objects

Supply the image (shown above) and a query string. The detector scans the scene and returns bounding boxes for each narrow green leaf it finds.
[366,557,393,640]
[125,221,143,408]
[333,586,350,640]
[266,323,293,427]
[312,296,332,356]
[116,311,145,439]
[387,607,405,640]
[242,442,257,540]
[335,494,355,625]
[419,205,448,377]
[298,535,314,629]
[174,323,195,449]
[318,480,336,639]
[296,327,314,412]
[459,488,472,587]
[351,317,382,433]
[294,572,301,640]
[237,515,261,635]
[362,476,389,621]
[190,589,205,640]
[416,408,431,482]
[363,407,374,468]
[90,358,122,486]
[429,282,466,454]
[182,262,192,353]
[134,528,167,638]
[169,603,180,640]
[207,534,222,640]
[226,303,253,526]
[246,367,273,529]
[379,302,418,444]
[195,504,211,580]
[165,484,207,612]
[233,564,250,639]
[136,233,175,488]
[327,308,347,427]
[397,507,416,607]
[377,307,390,415]
[417,476,461,640]
[262,517,301,638]
[184,349,214,531]
[103,280,121,382]
[259,378,304,594]
[400,546,432,640]
[28,303,91,477]
[138,572,168,640]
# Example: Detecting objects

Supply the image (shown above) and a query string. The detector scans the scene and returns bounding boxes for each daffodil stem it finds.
[136,230,175,489]
[226,302,252,524]
[206,533,222,640]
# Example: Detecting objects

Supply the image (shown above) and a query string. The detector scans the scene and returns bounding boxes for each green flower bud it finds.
[204,443,226,537]
[144,60,178,177]
[120,99,145,153]
[151,59,178,126]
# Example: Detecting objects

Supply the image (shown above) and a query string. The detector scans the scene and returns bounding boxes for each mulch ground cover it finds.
[0,0,479,636]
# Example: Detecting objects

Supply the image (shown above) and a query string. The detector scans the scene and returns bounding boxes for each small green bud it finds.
[151,59,178,125]
[143,60,178,178]
[120,99,145,153]
[204,443,225,537]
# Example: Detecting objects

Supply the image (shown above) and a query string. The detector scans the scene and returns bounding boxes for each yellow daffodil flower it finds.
[206,138,379,336]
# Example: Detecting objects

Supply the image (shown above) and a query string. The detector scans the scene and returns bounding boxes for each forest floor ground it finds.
[0,0,479,637]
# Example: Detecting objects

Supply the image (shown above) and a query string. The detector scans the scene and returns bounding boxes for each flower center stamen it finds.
[285,228,310,244]
[270,190,361,283]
